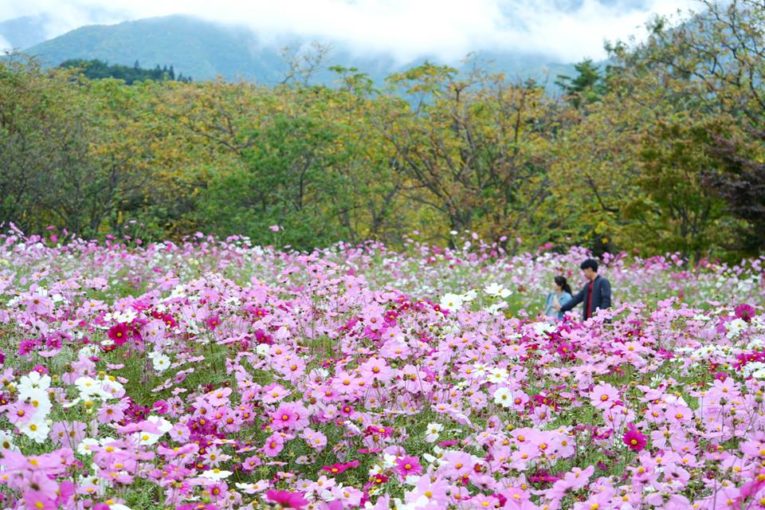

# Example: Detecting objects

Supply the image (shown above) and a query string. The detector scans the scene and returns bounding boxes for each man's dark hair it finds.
[580,258,599,271]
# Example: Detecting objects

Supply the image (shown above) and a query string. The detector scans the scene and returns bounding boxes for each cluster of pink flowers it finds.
[0,228,762,509]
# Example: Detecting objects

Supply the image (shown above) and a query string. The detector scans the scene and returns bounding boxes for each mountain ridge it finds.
[8,15,577,89]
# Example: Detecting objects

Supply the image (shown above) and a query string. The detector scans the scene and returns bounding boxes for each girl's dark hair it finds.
[554,276,572,294]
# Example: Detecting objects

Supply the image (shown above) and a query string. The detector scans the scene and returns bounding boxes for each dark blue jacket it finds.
[560,275,611,320]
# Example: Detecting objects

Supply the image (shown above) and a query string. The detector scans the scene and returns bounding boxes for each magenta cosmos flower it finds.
[623,423,647,452]
[395,455,423,478]
[107,323,131,346]
[735,303,756,322]
[265,489,309,509]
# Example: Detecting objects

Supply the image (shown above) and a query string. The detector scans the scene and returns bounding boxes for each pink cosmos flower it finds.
[590,383,619,410]
[97,401,128,424]
[24,293,53,315]
[302,429,327,451]
[262,433,285,457]
[23,490,55,510]
[359,357,394,383]
[242,455,262,471]
[466,494,497,508]
[271,402,302,431]
[50,421,86,449]
[205,387,232,407]
[262,383,290,404]
[547,466,594,500]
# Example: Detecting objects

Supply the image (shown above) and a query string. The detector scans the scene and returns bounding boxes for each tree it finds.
[0,58,153,237]
[555,59,605,108]
[381,63,556,247]
[614,0,765,254]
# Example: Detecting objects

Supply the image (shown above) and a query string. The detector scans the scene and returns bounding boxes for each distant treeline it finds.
[59,59,192,84]
[1,0,763,260]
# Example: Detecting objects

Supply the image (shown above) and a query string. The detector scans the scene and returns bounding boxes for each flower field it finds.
[1,229,764,510]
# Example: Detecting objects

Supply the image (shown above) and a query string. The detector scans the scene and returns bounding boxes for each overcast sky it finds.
[1,0,698,62]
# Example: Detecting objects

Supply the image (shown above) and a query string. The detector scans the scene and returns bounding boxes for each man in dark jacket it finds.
[556,259,611,320]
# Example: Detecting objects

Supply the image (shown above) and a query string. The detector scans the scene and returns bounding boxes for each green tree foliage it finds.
[1,0,764,259]
[382,64,556,248]
[628,0,765,255]
[59,59,192,84]
[0,58,148,237]
[549,0,764,259]
[555,59,605,108]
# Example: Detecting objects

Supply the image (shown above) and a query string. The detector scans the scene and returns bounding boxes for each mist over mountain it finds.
[7,15,576,88]
[0,15,50,50]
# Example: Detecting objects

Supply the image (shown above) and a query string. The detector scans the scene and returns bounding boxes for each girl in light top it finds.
[545,275,572,320]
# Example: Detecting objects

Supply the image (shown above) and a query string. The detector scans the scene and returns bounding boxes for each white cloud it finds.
[0,0,700,63]
[0,35,10,52]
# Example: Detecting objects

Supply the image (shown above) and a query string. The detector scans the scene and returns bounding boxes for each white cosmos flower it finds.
[78,344,100,357]
[133,419,171,446]
[201,468,232,480]
[404,475,420,486]
[422,453,437,463]
[19,419,50,443]
[78,437,101,456]
[114,310,137,323]
[471,363,488,379]
[235,482,262,494]
[484,283,511,298]
[486,368,508,384]
[151,353,171,373]
[425,422,443,443]
[0,430,18,451]
[382,453,397,469]
[134,415,173,446]
[743,362,765,376]
[493,387,514,408]
[425,423,444,435]
[533,322,556,335]
[147,415,173,433]
[16,372,51,399]
[23,388,52,416]
[726,318,748,339]
[100,378,126,400]
[485,302,508,315]
[75,377,109,399]
[439,293,464,312]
